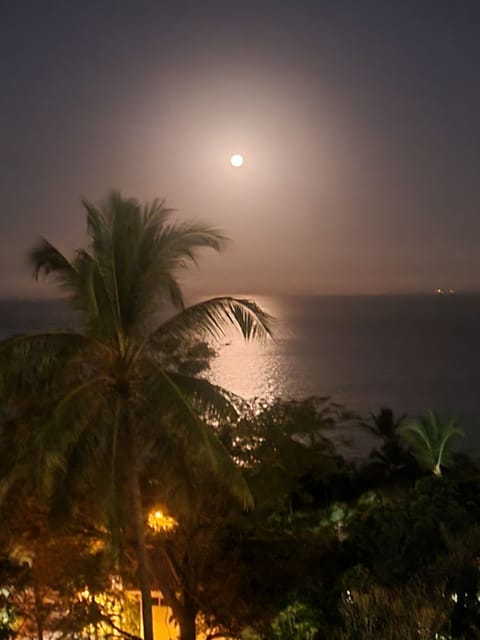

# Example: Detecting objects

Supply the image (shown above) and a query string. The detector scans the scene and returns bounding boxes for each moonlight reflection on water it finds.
[207,335,288,403]
[204,294,480,458]
[206,295,289,402]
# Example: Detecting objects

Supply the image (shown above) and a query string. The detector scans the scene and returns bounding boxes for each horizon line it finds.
[0,290,479,302]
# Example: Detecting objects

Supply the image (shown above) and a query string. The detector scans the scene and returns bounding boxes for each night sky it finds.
[3,1,480,298]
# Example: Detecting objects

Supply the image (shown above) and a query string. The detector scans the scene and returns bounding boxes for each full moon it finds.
[230,154,244,168]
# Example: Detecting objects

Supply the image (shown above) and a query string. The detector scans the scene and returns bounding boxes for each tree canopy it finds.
[0,191,273,640]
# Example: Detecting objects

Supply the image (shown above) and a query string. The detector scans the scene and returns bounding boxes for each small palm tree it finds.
[0,191,273,640]
[399,411,464,476]
[361,408,410,472]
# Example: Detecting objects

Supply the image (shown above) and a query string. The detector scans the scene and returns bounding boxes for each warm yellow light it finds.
[230,154,244,168]
[147,508,178,533]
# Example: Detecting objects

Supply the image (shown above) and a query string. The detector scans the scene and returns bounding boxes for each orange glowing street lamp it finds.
[147,508,178,534]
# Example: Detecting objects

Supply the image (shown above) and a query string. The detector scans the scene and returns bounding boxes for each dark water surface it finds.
[2,295,479,453]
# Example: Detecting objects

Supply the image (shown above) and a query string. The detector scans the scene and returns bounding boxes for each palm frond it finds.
[28,238,79,291]
[141,196,174,225]
[82,196,125,334]
[0,333,111,384]
[166,276,185,310]
[400,411,464,472]
[0,331,98,352]
[162,372,239,422]
[436,420,464,466]
[145,364,253,508]
[0,414,38,507]
[79,193,227,334]
[400,422,434,454]
[128,221,226,320]
[149,296,275,345]
[38,389,108,495]
[47,416,121,535]
[156,221,227,268]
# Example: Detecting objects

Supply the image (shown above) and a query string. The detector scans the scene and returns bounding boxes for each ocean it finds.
[1,295,479,455]
[209,294,480,455]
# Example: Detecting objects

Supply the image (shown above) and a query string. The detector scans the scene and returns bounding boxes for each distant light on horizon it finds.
[230,154,244,168]
[434,288,456,296]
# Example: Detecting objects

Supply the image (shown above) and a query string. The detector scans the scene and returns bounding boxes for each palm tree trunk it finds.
[164,587,197,640]
[178,602,197,640]
[33,583,44,640]
[127,425,154,640]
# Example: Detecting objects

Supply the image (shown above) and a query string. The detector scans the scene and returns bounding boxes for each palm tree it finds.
[0,191,272,640]
[399,411,464,477]
[361,408,410,472]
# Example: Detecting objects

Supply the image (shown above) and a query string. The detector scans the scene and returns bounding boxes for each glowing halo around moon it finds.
[230,154,244,168]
